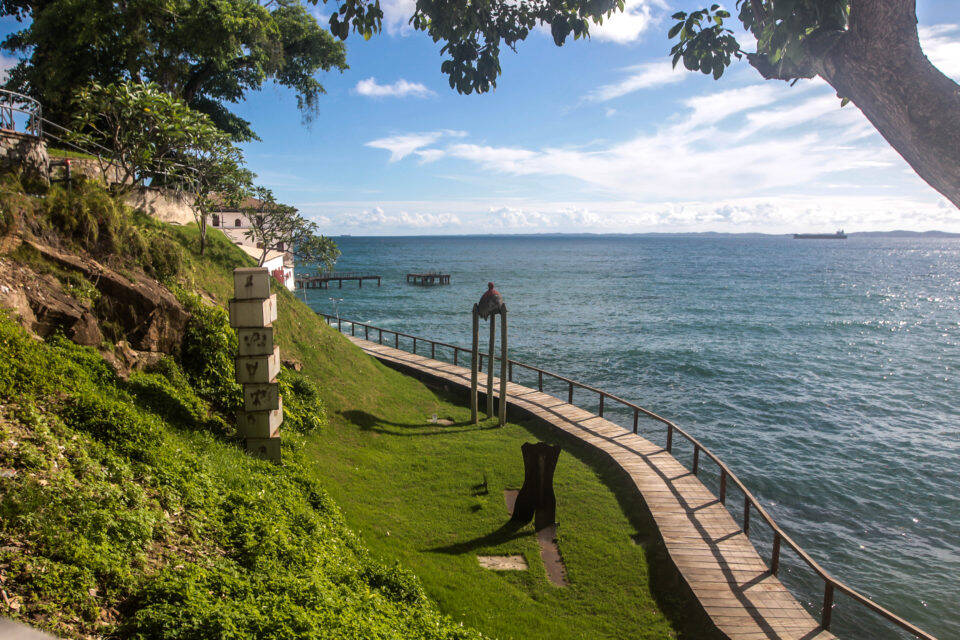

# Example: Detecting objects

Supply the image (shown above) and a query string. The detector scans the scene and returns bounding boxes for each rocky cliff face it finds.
[1,234,189,375]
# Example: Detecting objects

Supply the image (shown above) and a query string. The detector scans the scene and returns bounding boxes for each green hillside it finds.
[0,177,713,640]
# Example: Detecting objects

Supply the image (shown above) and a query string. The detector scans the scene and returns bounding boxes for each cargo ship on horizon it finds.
[793,230,847,239]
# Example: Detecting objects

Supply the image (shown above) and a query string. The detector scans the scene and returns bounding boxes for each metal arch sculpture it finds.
[471,282,508,426]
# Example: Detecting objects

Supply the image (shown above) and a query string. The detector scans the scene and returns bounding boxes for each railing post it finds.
[692,445,700,474]
[633,408,639,433]
[454,348,458,366]
[338,317,342,332]
[599,394,604,417]
[821,582,835,630]
[719,469,727,504]
[413,337,417,353]
[538,370,543,392]
[666,424,673,452]
[365,325,369,340]
[379,328,383,344]
[351,322,355,336]
[771,532,781,575]
[395,333,399,349]
[568,382,574,404]
[508,361,513,382]
[743,499,750,535]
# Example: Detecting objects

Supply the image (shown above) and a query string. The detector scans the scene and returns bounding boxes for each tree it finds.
[243,187,340,271]
[2,0,347,141]
[666,0,960,209]
[68,81,219,190]
[190,144,254,257]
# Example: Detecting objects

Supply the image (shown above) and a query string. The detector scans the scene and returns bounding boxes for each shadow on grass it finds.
[514,415,726,640]
[425,518,532,555]
[340,409,502,437]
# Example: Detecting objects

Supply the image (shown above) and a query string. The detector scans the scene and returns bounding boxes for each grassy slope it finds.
[0,190,716,640]
[175,224,720,640]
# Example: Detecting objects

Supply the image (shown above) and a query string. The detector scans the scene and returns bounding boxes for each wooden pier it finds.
[295,272,381,289]
[406,272,450,285]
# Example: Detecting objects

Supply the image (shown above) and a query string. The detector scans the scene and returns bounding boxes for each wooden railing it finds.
[320,312,939,640]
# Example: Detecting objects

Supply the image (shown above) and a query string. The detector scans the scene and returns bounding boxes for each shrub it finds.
[62,393,162,461]
[277,368,327,433]
[43,178,125,253]
[178,293,242,414]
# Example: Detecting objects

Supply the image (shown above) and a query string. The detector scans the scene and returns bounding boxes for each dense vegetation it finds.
[0,176,710,639]
[0,176,483,639]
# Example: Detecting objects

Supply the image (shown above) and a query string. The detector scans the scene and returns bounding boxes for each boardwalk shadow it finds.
[425,519,532,555]
[340,409,500,437]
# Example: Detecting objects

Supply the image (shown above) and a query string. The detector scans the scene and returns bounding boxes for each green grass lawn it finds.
[305,385,720,640]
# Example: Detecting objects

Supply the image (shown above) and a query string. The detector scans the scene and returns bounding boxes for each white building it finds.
[209,199,295,291]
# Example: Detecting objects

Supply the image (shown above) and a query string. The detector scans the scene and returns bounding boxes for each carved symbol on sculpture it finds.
[250,389,267,407]
[246,362,259,376]
[243,332,268,348]
[244,275,254,289]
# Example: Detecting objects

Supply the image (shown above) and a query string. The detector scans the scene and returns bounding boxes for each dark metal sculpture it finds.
[471,282,508,426]
[511,442,561,530]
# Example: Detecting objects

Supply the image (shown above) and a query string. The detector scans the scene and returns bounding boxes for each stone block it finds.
[233,268,272,300]
[238,402,283,438]
[229,294,277,328]
[243,382,281,411]
[237,326,275,356]
[245,436,281,462]
[236,345,280,384]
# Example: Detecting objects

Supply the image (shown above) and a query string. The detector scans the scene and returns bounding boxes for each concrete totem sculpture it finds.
[229,267,282,462]
[471,282,508,426]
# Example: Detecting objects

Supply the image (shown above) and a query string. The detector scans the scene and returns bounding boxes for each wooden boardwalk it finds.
[346,334,836,640]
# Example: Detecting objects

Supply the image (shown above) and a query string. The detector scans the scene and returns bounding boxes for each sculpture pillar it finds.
[487,315,496,418]
[499,306,508,427]
[471,304,479,425]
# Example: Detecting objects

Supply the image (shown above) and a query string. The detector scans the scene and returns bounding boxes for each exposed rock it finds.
[281,357,302,372]
[25,240,188,353]
[102,340,167,379]
[0,270,101,345]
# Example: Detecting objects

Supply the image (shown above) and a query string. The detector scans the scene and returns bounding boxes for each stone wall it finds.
[0,129,49,186]
[125,187,196,226]
[51,155,130,186]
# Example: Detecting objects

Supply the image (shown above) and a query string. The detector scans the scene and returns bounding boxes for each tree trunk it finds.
[751,0,960,208]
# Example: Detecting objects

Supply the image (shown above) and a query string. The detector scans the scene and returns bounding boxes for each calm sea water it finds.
[300,235,959,639]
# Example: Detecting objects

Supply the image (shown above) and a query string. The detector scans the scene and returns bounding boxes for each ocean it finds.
[299,235,959,639]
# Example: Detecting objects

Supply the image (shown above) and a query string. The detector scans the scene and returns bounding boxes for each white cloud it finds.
[367,83,901,201]
[301,194,957,235]
[919,24,960,80]
[587,61,684,101]
[380,0,416,35]
[355,206,462,229]
[590,0,664,43]
[354,77,435,98]
[365,130,465,162]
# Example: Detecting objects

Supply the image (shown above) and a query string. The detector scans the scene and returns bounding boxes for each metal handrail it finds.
[0,88,42,137]
[319,312,939,640]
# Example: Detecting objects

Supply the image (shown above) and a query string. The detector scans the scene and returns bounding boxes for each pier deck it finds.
[406,272,450,285]
[344,333,835,640]
[295,273,381,289]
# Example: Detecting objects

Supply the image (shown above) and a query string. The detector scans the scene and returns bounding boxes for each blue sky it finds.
[6,1,960,234]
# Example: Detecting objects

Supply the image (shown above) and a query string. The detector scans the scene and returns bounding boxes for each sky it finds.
[6,1,960,235]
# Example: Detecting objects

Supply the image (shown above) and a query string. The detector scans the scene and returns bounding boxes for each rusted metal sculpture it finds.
[471,282,508,426]
[511,442,561,530]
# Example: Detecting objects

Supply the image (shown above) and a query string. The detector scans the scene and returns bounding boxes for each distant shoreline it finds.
[330,230,960,239]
